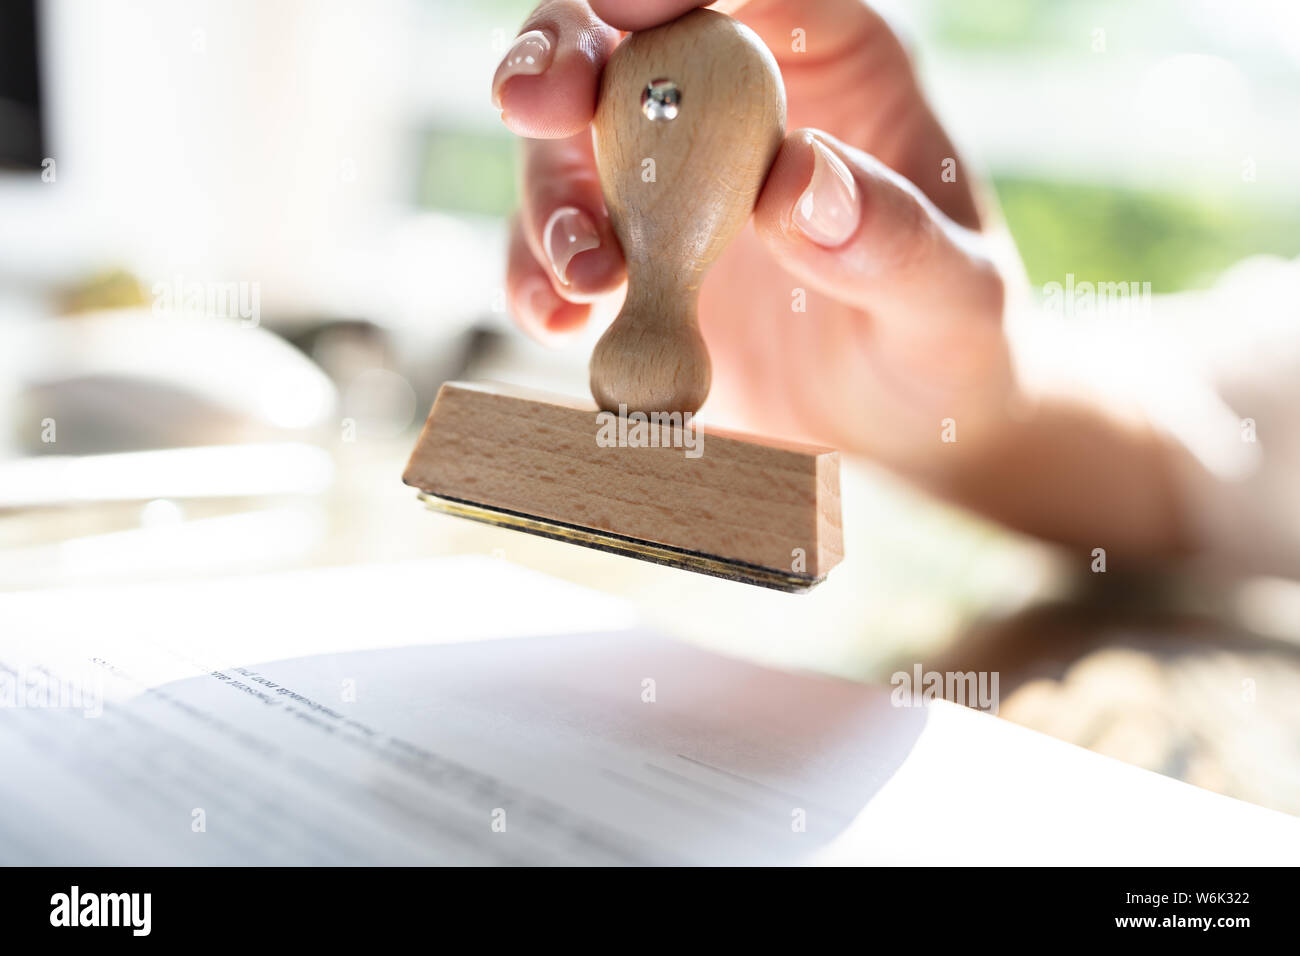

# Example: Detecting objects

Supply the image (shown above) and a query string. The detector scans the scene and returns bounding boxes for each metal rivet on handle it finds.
[641,79,680,121]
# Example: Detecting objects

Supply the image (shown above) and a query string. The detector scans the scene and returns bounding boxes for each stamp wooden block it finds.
[403,382,843,590]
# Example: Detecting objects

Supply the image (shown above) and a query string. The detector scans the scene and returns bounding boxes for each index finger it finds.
[493,0,620,139]
[587,0,728,32]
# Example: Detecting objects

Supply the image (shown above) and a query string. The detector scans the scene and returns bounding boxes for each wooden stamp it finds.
[405,10,843,590]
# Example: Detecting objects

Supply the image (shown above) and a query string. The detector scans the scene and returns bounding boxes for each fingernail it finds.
[492,30,555,108]
[543,206,600,285]
[793,137,860,248]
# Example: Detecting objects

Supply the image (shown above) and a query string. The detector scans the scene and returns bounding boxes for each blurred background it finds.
[2,0,1298,816]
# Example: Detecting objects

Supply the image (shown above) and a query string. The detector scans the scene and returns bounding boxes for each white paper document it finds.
[1,557,1296,865]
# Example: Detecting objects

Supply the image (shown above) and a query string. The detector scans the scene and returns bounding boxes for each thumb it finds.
[753,129,1003,328]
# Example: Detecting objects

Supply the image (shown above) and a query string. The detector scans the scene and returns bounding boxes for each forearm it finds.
[911,395,1198,561]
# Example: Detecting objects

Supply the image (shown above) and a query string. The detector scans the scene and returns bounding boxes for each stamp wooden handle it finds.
[589,9,785,415]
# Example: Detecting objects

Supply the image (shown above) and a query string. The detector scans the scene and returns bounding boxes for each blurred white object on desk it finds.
[6,309,336,454]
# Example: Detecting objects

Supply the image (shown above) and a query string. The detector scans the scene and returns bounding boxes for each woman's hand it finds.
[493,0,1193,560]
[494,0,1017,471]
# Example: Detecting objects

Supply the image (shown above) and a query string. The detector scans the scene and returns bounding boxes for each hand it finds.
[494,0,1020,472]
[493,0,1202,560]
